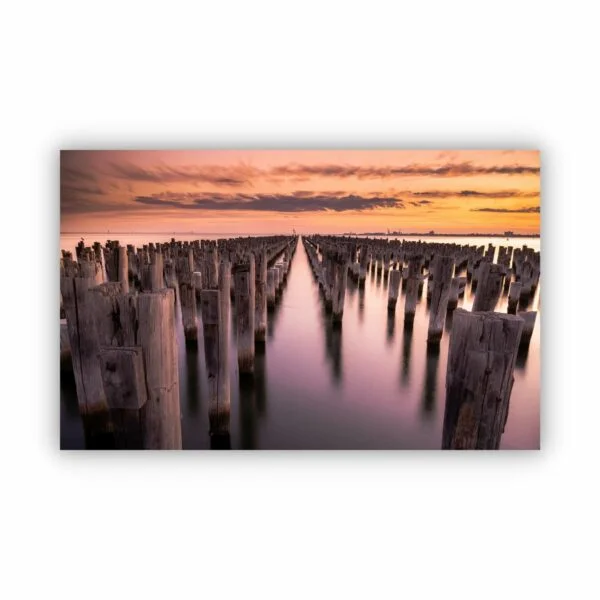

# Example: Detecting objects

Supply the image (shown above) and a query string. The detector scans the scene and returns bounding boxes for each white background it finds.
[1,1,599,598]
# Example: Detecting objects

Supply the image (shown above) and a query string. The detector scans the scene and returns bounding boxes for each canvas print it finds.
[60,150,540,450]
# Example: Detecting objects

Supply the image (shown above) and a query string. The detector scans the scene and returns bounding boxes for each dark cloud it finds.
[62,184,106,196]
[268,161,540,180]
[411,189,539,199]
[61,165,97,183]
[133,192,404,213]
[470,206,540,213]
[107,161,256,187]
[410,199,433,206]
[60,161,106,198]
[61,193,123,214]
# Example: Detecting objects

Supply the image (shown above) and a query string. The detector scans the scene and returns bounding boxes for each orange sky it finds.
[60,150,540,234]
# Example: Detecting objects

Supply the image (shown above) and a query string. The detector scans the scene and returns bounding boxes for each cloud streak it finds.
[134,192,405,213]
[107,161,258,187]
[410,189,539,199]
[268,161,540,180]
[93,160,540,189]
[470,206,540,213]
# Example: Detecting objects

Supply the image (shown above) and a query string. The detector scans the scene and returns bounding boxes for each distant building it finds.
[504,230,514,236]
[428,230,435,235]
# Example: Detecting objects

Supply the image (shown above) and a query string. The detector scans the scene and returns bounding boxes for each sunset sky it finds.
[60,150,540,235]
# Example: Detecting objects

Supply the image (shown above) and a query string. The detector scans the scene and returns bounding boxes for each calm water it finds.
[60,234,540,450]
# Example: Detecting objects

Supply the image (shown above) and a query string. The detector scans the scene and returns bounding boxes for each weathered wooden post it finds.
[387,269,402,313]
[359,246,369,288]
[332,252,348,327]
[234,256,256,375]
[60,271,108,416]
[218,258,231,423]
[91,282,182,449]
[254,249,267,344]
[404,254,423,323]
[192,271,203,303]
[447,276,466,311]
[266,267,276,310]
[137,289,182,449]
[118,246,129,294]
[427,255,454,344]
[207,246,219,288]
[200,265,231,447]
[176,249,198,342]
[507,281,522,314]
[97,346,148,448]
[442,309,523,449]
[472,262,504,312]
[59,319,71,372]
[275,264,283,297]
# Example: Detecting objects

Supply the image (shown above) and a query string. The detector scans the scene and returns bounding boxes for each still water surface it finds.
[60,234,540,450]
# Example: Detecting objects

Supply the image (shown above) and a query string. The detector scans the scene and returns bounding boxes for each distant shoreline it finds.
[61,231,540,238]
[340,232,540,238]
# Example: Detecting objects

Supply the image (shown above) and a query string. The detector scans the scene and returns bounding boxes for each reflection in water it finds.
[358,286,365,322]
[239,376,257,450]
[515,345,529,372]
[444,309,454,335]
[386,311,396,345]
[401,321,414,387]
[421,344,440,417]
[267,293,284,339]
[254,345,268,416]
[185,344,201,415]
[238,344,269,448]
[321,304,343,385]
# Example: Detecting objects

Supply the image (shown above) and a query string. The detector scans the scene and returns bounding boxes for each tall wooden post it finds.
[177,249,197,342]
[137,289,182,449]
[427,255,453,344]
[387,269,402,313]
[234,256,256,375]
[472,262,504,312]
[332,252,348,327]
[507,281,521,314]
[404,254,423,323]
[254,249,267,344]
[60,273,108,416]
[200,280,230,447]
[118,246,129,294]
[442,309,523,449]
[266,268,276,310]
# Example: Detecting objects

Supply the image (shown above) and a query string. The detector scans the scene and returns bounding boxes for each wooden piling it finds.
[266,267,276,310]
[254,249,267,343]
[234,256,256,375]
[114,246,128,294]
[176,249,198,342]
[387,269,402,313]
[472,262,504,312]
[507,281,522,314]
[427,255,454,344]
[60,274,108,415]
[404,255,423,323]
[442,309,524,449]
[200,286,230,443]
[332,253,348,326]
[137,289,182,449]
[192,271,203,303]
